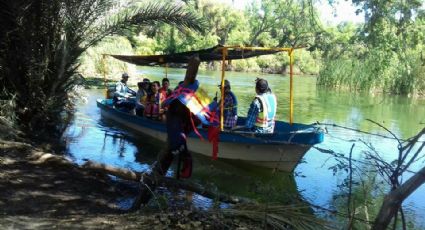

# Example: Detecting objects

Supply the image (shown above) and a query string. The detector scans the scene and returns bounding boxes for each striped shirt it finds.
[219,92,238,128]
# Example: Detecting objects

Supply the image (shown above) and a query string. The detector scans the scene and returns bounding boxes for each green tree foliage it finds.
[318,0,425,95]
[140,0,250,52]
[0,0,203,138]
[79,37,135,78]
[117,0,321,74]
[247,0,322,47]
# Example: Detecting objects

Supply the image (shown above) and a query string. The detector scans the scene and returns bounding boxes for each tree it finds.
[373,165,425,229]
[246,0,322,47]
[0,0,204,139]
[153,0,249,52]
[317,0,425,94]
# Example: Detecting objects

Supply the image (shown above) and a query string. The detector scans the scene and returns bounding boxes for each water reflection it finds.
[66,91,302,209]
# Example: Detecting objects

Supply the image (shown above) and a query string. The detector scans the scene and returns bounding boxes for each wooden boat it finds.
[97,99,323,172]
[98,45,324,172]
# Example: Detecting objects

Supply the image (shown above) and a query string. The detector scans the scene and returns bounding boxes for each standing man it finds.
[132,55,213,208]
[244,78,277,133]
[113,73,136,111]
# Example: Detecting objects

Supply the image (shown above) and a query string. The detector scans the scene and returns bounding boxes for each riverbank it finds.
[0,127,254,229]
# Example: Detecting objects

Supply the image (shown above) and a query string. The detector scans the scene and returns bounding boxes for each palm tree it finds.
[0,0,204,139]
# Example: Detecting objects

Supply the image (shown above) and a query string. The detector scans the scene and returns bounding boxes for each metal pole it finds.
[220,48,227,131]
[102,54,108,99]
[289,49,294,125]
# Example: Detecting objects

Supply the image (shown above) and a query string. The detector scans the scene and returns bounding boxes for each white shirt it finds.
[114,81,133,99]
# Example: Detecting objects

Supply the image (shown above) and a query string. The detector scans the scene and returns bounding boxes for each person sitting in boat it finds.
[244,78,277,133]
[216,80,238,129]
[174,81,184,90]
[144,81,165,120]
[135,81,148,116]
[159,78,172,116]
[160,78,173,97]
[113,73,136,111]
[142,78,151,94]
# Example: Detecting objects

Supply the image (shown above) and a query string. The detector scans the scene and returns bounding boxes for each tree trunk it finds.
[373,166,425,230]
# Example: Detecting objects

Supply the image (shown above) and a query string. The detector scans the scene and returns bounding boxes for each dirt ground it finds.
[0,138,254,230]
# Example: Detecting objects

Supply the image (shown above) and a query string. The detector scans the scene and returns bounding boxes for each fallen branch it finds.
[372,165,425,230]
[82,160,253,205]
[26,152,253,205]
[82,160,141,181]
[28,151,75,167]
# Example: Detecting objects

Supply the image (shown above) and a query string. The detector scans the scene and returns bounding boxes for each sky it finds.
[215,0,364,25]
[316,0,364,25]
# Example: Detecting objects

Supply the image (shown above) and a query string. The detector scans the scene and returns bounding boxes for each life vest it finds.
[164,80,220,160]
[254,93,277,129]
[163,80,219,126]
[144,92,164,118]
[158,88,168,110]
[139,90,147,104]
[160,87,172,97]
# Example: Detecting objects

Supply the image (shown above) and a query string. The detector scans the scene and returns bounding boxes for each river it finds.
[66,66,425,228]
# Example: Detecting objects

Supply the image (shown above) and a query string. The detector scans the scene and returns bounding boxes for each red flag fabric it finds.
[208,126,220,160]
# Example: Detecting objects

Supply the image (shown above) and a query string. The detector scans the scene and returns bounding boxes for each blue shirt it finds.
[245,98,261,129]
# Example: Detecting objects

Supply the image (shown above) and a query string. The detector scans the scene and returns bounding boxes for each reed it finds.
[317,49,424,95]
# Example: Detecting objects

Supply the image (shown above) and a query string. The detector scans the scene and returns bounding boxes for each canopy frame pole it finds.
[102,54,108,99]
[220,48,227,131]
[165,63,168,78]
[289,48,294,125]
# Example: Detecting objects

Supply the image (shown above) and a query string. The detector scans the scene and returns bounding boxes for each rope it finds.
[316,122,425,143]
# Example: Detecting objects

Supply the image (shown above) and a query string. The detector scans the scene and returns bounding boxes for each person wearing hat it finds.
[243,78,277,133]
[216,79,238,129]
[113,72,136,111]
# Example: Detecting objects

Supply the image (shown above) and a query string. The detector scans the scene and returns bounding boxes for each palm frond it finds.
[222,203,332,230]
[84,0,205,49]
[0,0,204,136]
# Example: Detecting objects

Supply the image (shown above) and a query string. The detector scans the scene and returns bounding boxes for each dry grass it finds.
[222,203,331,230]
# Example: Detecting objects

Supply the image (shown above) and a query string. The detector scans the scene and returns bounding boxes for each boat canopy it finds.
[106,45,284,66]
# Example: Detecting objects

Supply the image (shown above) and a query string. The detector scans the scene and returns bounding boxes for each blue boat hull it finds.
[97,99,324,171]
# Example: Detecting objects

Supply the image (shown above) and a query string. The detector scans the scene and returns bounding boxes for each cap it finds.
[218,79,231,88]
[122,73,129,78]
[142,78,150,82]
[255,78,268,93]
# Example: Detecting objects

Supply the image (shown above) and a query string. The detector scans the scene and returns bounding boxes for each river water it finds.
[66,66,425,228]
